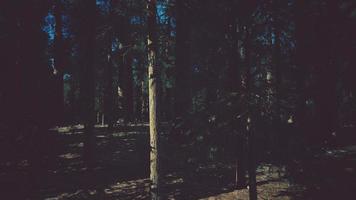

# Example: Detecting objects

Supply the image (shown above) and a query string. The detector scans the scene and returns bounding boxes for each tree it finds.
[103,0,117,130]
[244,25,257,200]
[147,0,160,199]
[174,0,192,119]
[222,1,246,189]
[119,17,134,123]
[53,0,65,125]
[77,0,97,167]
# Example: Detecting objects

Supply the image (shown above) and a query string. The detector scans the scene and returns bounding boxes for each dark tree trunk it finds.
[79,0,97,168]
[118,17,134,123]
[135,79,143,121]
[294,0,309,143]
[312,0,339,145]
[54,0,64,126]
[174,0,192,119]
[123,52,134,123]
[104,46,115,130]
[244,26,257,200]
[222,3,247,189]
[236,134,247,188]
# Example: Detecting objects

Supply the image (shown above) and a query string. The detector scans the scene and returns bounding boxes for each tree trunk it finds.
[142,80,148,121]
[104,32,115,130]
[136,77,143,122]
[313,0,339,145]
[272,27,282,119]
[80,0,96,168]
[124,53,134,123]
[223,4,246,188]
[118,17,134,123]
[244,26,257,200]
[294,0,309,143]
[54,0,64,125]
[174,0,191,119]
[236,134,247,188]
[147,0,160,199]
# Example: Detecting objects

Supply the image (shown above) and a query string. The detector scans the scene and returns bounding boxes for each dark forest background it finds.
[0,0,355,199]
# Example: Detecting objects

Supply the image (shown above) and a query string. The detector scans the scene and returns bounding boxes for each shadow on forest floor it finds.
[0,125,355,199]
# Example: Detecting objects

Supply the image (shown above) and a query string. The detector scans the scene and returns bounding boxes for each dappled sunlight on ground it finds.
[1,125,355,199]
[199,167,305,200]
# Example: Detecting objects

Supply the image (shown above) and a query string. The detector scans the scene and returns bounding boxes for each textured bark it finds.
[147,0,160,199]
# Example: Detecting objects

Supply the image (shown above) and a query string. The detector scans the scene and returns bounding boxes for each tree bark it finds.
[147,0,160,199]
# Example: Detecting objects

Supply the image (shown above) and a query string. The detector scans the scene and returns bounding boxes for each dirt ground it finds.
[1,125,355,199]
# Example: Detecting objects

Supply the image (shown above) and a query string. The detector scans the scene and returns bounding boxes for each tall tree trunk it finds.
[244,26,257,200]
[174,0,191,119]
[80,0,96,168]
[271,0,286,164]
[147,0,160,199]
[136,81,143,121]
[223,3,247,188]
[104,34,115,130]
[103,2,115,129]
[118,17,134,123]
[54,0,64,125]
[313,0,338,145]
[294,0,309,144]
[142,80,148,121]
[272,22,282,120]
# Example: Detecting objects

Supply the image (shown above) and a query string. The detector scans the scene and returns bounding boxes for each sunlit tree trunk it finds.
[147,0,160,199]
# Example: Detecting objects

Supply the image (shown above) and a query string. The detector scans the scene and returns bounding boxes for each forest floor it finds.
[0,124,355,199]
